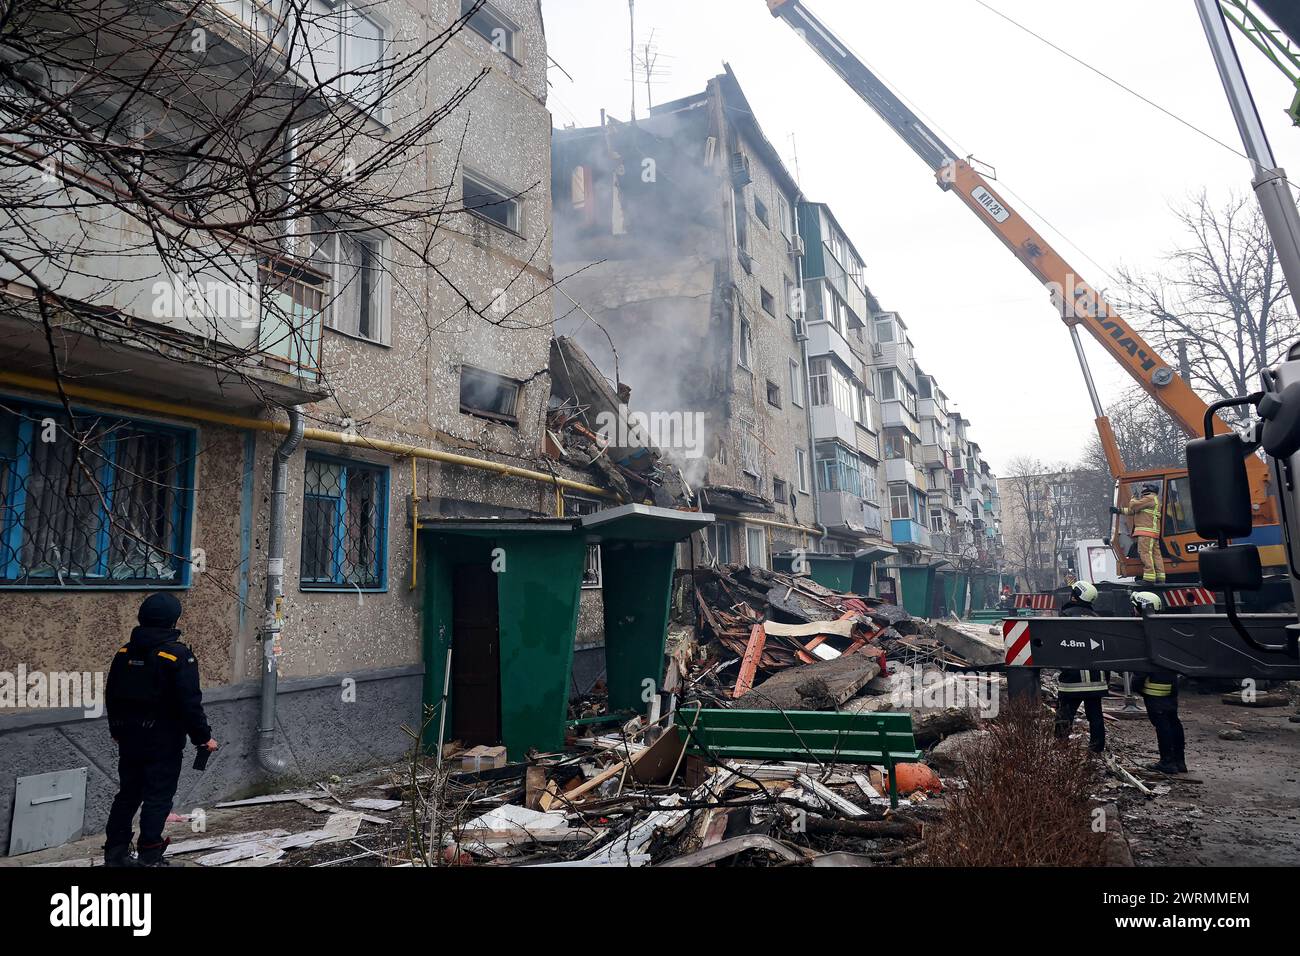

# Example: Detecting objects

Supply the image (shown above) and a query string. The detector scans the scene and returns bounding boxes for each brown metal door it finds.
[451,564,501,745]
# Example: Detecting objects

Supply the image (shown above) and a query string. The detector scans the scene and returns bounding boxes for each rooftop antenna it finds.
[788,132,801,185]
[633,28,672,112]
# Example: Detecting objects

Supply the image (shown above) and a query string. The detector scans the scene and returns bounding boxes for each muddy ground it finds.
[1102,687,1300,866]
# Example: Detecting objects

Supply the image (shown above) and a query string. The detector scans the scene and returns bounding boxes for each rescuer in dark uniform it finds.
[1053,581,1109,753]
[1132,590,1186,774]
[104,594,217,867]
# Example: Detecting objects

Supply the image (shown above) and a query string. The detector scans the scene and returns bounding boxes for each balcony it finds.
[927,468,952,492]
[806,320,856,374]
[811,403,858,447]
[921,443,948,468]
[816,247,869,325]
[0,161,327,408]
[818,489,869,534]
[885,457,927,489]
[890,519,931,548]
[880,400,920,434]
[918,397,947,422]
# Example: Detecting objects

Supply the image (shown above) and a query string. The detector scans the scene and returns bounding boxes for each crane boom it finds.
[766,0,1273,508]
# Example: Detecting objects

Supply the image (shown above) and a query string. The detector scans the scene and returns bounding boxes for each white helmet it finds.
[1131,590,1163,614]
[1071,581,1098,604]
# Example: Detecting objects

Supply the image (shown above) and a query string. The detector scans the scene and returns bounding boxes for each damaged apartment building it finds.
[552,66,1003,612]
[0,0,710,851]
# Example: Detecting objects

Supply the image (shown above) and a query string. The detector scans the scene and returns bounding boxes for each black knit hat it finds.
[138,593,183,628]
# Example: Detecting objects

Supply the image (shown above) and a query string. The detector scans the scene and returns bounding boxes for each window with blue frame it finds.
[0,401,194,586]
[300,454,387,590]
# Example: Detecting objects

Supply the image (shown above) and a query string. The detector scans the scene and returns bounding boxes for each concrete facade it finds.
[0,0,574,851]
[552,68,820,584]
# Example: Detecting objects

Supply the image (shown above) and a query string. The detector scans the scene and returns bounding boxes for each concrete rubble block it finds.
[741,654,881,712]
[932,620,1006,667]
[925,728,992,774]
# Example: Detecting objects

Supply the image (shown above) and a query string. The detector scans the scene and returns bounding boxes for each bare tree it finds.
[1117,191,1298,420]
[0,0,548,586]
[1001,456,1082,592]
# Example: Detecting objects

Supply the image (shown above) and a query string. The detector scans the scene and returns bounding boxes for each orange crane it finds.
[766,0,1284,582]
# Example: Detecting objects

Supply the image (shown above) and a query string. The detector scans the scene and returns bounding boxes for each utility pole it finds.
[628,0,636,122]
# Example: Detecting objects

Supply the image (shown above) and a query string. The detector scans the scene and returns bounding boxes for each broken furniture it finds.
[673,705,923,807]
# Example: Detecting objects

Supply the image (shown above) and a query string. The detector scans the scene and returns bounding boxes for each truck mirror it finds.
[1199,545,1262,592]
[1260,382,1300,459]
[1186,433,1252,539]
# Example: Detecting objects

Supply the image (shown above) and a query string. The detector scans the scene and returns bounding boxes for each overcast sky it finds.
[539,0,1300,473]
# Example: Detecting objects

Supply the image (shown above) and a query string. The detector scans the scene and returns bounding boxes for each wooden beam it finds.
[733,623,767,699]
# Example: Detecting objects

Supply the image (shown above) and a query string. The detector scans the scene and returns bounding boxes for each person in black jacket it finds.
[1054,581,1109,753]
[104,593,218,867]
[1132,590,1187,774]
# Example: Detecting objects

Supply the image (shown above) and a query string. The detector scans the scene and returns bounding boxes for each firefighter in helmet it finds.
[1053,581,1108,752]
[1132,590,1187,774]
[1112,481,1165,584]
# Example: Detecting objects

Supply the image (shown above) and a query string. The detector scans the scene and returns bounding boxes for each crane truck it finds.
[766,0,1287,594]
[765,0,1300,683]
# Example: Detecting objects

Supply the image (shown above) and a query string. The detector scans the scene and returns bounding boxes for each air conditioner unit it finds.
[788,233,806,258]
[793,317,808,341]
[729,152,752,186]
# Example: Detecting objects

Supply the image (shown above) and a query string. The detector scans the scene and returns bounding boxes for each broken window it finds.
[766,379,781,408]
[460,366,521,423]
[738,315,754,370]
[789,359,805,408]
[754,197,770,228]
[317,227,386,343]
[796,448,809,494]
[773,477,788,504]
[706,521,732,564]
[761,286,776,316]
[563,494,603,588]
[461,0,518,58]
[301,455,387,590]
[740,426,762,478]
[0,404,194,586]
[746,526,768,569]
[733,185,749,255]
[463,169,521,233]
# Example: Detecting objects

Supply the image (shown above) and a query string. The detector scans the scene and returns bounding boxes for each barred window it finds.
[301,455,388,590]
[0,402,193,586]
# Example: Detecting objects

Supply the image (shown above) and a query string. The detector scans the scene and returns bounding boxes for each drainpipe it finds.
[257,405,304,774]
[793,202,828,553]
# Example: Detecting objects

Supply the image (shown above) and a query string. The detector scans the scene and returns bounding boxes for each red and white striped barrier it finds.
[1003,619,1033,666]
[1161,586,1215,608]
[1013,593,1055,610]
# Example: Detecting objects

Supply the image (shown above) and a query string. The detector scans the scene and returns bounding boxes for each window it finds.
[463,169,521,233]
[462,0,519,59]
[784,276,797,320]
[790,359,805,408]
[796,447,809,493]
[889,483,910,520]
[460,365,521,423]
[856,385,872,429]
[809,357,829,406]
[301,455,387,590]
[773,477,788,505]
[317,227,386,343]
[740,426,762,478]
[777,194,792,238]
[707,521,732,564]
[766,379,782,408]
[930,507,945,533]
[340,8,388,113]
[564,495,603,588]
[733,186,749,254]
[877,369,898,402]
[761,286,776,316]
[816,442,863,497]
[746,526,769,569]
[738,315,754,370]
[1164,478,1195,536]
[875,317,895,343]
[754,197,770,228]
[0,403,193,587]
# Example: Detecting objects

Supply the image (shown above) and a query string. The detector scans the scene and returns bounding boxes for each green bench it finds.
[674,704,923,807]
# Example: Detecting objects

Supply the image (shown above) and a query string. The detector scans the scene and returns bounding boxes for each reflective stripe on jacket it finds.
[1123,493,1161,538]
[1143,677,1174,697]
[1059,670,1109,694]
